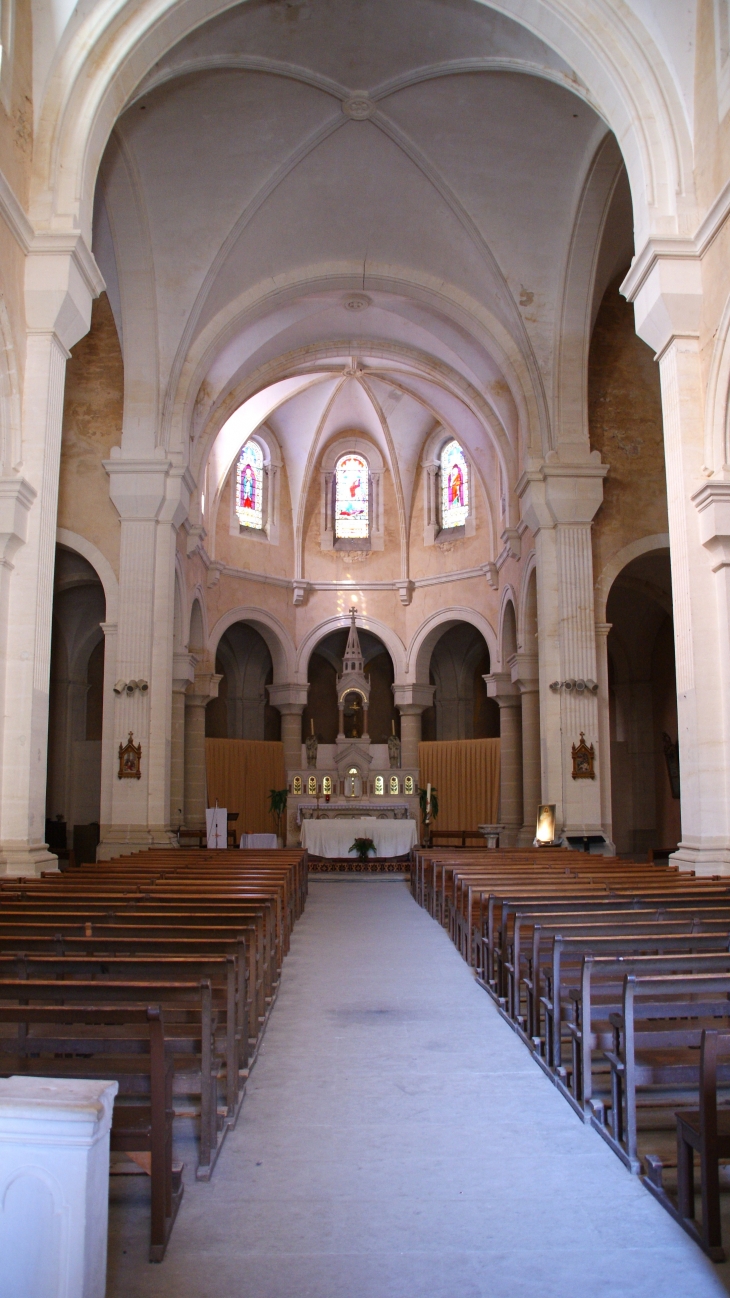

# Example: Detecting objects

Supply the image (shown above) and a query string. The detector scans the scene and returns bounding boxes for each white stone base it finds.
[0,841,59,875]
[671,841,730,876]
[97,825,178,861]
[0,1076,117,1298]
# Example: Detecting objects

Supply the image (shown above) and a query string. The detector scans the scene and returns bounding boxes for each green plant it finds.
[269,788,288,841]
[418,786,439,821]
[350,836,376,862]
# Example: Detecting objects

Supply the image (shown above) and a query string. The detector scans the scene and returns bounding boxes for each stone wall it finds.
[589,276,668,587]
[58,294,124,574]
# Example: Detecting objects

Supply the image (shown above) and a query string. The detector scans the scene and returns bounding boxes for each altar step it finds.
[306,855,411,874]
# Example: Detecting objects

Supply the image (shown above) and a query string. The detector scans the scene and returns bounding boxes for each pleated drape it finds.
[205,739,287,837]
[418,739,500,831]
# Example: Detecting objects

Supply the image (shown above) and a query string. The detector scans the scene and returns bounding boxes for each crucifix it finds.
[349,605,357,617]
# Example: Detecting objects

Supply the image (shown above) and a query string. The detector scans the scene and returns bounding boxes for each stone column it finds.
[98,458,193,859]
[484,672,523,847]
[393,684,434,769]
[625,252,729,872]
[267,684,308,846]
[267,684,309,775]
[518,458,609,847]
[0,238,103,875]
[512,653,540,846]
[98,621,118,844]
[0,1076,117,1298]
[594,621,613,848]
[170,652,195,829]
[184,672,221,830]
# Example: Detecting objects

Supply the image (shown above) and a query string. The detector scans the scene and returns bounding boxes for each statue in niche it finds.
[388,719,401,769]
[305,717,318,769]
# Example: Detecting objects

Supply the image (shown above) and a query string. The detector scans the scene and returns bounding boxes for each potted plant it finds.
[269,788,288,845]
[350,835,376,862]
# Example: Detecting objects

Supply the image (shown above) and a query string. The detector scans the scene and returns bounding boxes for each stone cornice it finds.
[209,561,500,596]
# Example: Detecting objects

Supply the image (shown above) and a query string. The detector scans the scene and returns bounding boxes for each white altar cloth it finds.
[240,833,278,849]
[301,817,417,858]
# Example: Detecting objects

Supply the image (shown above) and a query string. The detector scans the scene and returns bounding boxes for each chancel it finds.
[290,608,420,855]
[3,2,730,1296]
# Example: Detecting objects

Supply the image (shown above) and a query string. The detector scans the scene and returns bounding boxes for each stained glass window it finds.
[235,440,264,529]
[335,453,369,540]
[374,775,384,795]
[440,439,469,529]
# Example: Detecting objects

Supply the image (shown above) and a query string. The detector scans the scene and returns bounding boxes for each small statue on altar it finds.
[306,717,318,769]
[388,719,401,769]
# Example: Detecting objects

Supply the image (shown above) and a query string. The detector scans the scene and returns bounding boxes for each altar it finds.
[301,817,418,859]
[285,609,421,847]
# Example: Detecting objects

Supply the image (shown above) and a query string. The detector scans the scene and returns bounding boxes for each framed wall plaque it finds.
[118,732,142,780]
[571,732,595,780]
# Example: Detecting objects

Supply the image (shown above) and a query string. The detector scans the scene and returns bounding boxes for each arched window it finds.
[334,453,369,540]
[235,440,264,530]
[440,439,469,529]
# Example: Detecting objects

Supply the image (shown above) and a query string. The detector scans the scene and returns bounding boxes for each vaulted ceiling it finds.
[92,0,633,495]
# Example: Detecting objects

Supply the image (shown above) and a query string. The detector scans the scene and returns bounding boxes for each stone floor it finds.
[106,877,728,1298]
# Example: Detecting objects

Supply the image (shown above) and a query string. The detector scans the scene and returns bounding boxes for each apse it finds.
[302,627,398,745]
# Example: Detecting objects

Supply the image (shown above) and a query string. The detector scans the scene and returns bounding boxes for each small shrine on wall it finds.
[287,609,420,843]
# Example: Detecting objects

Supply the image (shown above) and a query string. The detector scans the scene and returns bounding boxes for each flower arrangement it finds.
[350,836,376,862]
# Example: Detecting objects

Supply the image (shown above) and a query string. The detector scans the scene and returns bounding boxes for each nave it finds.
[107,879,727,1298]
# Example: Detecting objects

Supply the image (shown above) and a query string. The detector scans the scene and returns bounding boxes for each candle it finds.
[391,719,395,735]
[310,718,314,735]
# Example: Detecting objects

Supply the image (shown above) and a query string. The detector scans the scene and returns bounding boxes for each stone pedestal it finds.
[0,1076,117,1298]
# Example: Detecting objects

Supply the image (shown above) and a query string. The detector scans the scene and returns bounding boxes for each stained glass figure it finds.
[404,775,414,795]
[440,439,469,529]
[236,440,264,529]
[389,775,399,795]
[307,775,317,796]
[335,453,369,540]
[374,775,384,795]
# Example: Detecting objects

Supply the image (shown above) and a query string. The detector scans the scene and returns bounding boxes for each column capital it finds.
[103,454,195,528]
[0,477,36,568]
[172,651,196,692]
[392,683,434,711]
[186,672,222,705]
[621,241,702,356]
[692,481,730,571]
[510,653,539,691]
[25,234,104,352]
[484,672,520,705]
[267,683,309,714]
[516,459,607,533]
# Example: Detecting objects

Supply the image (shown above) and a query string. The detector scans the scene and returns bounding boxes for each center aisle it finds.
[107,879,727,1298]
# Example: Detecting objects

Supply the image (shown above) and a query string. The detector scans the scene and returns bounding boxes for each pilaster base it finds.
[0,841,58,875]
[97,825,178,861]
[671,841,730,877]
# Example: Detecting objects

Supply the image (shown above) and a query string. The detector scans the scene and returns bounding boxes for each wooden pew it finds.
[593,971,730,1173]
[0,1003,182,1261]
[644,1027,730,1261]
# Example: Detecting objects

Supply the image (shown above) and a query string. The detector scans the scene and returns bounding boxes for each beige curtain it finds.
[418,739,500,831]
[205,740,286,837]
